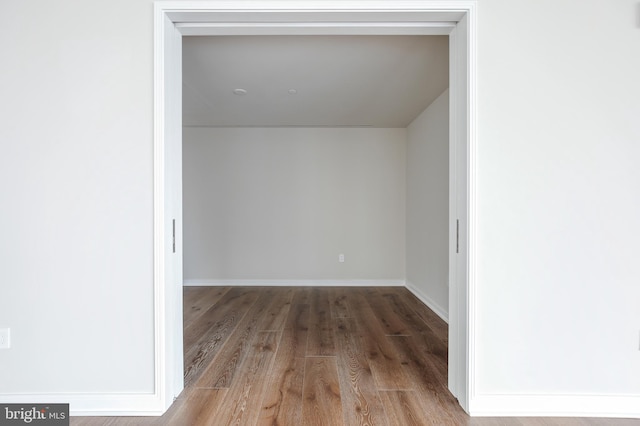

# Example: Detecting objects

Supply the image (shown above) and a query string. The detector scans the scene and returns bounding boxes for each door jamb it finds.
[153,0,477,414]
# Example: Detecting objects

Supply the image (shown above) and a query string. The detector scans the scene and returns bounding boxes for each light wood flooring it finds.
[72,287,639,425]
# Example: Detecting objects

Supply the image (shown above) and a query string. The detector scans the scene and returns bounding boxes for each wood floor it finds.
[72,287,639,426]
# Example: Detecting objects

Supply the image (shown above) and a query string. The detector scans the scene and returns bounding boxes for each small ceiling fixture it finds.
[233,88,247,95]
[288,89,298,95]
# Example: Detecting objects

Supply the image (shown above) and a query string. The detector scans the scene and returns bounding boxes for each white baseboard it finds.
[0,392,166,416]
[183,279,406,287]
[405,281,449,323]
[469,393,640,418]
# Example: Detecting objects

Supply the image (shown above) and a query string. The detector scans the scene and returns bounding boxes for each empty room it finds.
[178,34,456,424]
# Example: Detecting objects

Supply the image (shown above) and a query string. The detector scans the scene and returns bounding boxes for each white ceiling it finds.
[182,35,449,128]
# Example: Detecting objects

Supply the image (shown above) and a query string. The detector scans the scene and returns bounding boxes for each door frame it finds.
[153,0,477,414]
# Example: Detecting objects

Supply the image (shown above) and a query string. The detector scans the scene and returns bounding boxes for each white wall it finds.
[1,0,639,417]
[0,1,154,396]
[182,127,406,282]
[406,90,449,320]
[474,0,640,409]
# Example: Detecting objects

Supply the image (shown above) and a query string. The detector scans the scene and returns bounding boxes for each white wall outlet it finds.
[338,254,345,263]
[0,328,10,349]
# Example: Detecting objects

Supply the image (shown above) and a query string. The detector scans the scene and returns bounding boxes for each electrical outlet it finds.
[339,254,345,263]
[0,328,10,349]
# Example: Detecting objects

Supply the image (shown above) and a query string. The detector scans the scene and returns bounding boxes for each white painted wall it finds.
[406,90,449,321]
[1,0,639,417]
[475,0,640,404]
[182,127,406,282]
[0,1,154,395]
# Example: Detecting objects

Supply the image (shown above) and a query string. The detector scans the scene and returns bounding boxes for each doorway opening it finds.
[154,1,477,415]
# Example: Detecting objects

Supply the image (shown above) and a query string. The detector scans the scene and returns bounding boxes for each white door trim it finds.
[153,0,477,415]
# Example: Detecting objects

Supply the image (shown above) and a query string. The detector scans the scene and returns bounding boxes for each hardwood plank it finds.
[379,288,449,378]
[260,287,294,331]
[257,300,309,425]
[257,357,305,426]
[284,303,310,358]
[379,390,432,426]
[194,288,275,388]
[257,348,305,425]
[350,292,412,390]
[215,331,279,425]
[183,286,210,316]
[183,286,231,328]
[334,317,389,426]
[408,327,448,381]
[302,357,344,426]
[329,287,352,319]
[183,287,260,387]
[307,287,336,356]
[291,287,311,305]
[399,288,449,344]
[359,287,410,335]
[389,335,464,424]
[161,387,228,425]
[183,287,258,353]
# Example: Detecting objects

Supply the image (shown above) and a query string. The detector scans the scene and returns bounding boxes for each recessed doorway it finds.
[154,1,476,415]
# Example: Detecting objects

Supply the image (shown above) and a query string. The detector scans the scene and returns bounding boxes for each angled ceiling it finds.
[182,35,449,128]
